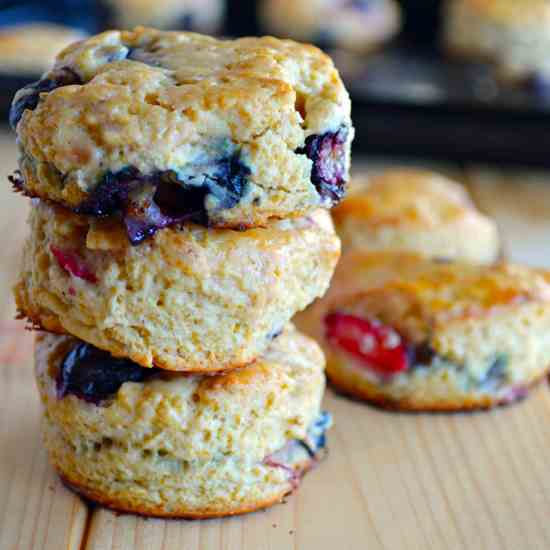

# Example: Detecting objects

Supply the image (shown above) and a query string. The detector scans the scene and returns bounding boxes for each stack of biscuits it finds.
[10,28,353,517]
[296,169,550,412]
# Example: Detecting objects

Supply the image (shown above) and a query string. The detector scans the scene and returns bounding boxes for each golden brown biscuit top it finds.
[452,0,550,24]
[332,169,479,228]
[15,27,349,131]
[332,256,550,342]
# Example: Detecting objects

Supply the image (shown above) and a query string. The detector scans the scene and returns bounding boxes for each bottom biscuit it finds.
[35,327,330,517]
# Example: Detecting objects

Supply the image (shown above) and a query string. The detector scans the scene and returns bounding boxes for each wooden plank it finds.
[465,166,550,266]
[0,335,89,550]
[84,387,550,550]
[0,131,89,550]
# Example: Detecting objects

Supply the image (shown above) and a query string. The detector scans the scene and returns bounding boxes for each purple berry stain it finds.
[297,126,349,205]
[9,67,81,130]
[56,342,159,404]
[76,152,251,245]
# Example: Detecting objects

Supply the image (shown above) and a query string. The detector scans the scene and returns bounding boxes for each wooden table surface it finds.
[1,130,550,550]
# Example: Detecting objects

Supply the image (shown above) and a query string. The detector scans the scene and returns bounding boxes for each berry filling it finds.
[57,342,159,404]
[297,411,332,457]
[76,153,251,245]
[480,355,508,389]
[9,67,81,130]
[297,126,349,205]
[8,170,24,194]
[325,312,409,376]
[50,246,97,284]
[263,456,302,490]
[263,412,331,487]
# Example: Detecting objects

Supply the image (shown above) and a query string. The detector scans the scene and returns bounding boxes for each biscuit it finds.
[260,0,401,53]
[35,327,331,517]
[104,0,225,34]
[10,27,353,243]
[16,200,340,372]
[332,169,500,262]
[0,24,87,76]
[320,254,550,410]
[444,0,550,83]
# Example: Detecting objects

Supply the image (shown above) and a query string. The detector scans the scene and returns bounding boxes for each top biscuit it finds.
[11,28,353,243]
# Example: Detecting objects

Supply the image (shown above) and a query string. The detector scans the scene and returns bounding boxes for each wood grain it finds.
[1,133,550,550]
[466,166,550,266]
[82,388,550,550]
[0,132,89,550]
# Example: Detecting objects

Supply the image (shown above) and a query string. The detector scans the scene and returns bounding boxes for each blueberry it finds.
[9,67,81,130]
[298,411,332,457]
[56,342,159,404]
[127,47,163,67]
[77,152,251,245]
[76,166,140,217]
[297,126,349,205]
[408,342,436,367]
[480,354,508,389]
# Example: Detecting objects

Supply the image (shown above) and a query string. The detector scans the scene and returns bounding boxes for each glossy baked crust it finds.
[12,27,353,229]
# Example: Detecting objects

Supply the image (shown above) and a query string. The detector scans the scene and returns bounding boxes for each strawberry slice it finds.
[324,312,409,376]
[50,246,98,284]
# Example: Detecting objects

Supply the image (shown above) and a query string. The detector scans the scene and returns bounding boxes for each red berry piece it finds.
[50,246,98,284]
[324,312,409,375]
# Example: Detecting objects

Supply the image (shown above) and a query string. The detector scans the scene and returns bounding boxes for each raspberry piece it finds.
[50,246,97,284]
[324,312,408,375]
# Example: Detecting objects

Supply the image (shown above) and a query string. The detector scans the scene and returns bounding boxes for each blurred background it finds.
[0,0,548,281]
[0,0,549,165]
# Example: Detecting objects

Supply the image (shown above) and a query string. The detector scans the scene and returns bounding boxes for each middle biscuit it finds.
[16,201,340,372]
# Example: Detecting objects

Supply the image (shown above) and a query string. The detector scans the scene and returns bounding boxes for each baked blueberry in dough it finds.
[16,200,340,372]
[35,326,330,517]
[11,28,353,242]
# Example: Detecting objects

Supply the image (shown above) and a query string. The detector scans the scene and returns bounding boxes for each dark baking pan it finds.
[345,45,550,166]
